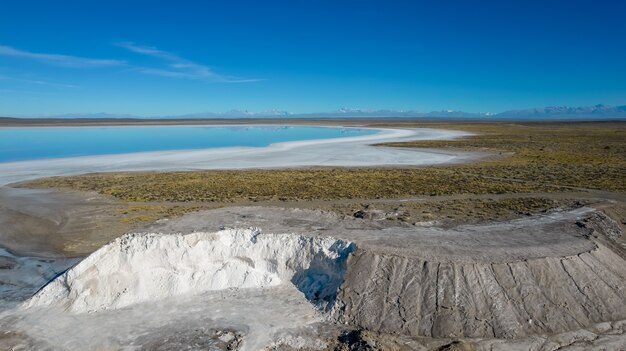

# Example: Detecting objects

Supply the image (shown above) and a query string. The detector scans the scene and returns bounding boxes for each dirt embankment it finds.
[333,212,626,341]
[336,244,626,339]
[135,206,626,343]
[3,204,626,350]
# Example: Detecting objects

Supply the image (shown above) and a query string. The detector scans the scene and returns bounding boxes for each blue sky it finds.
[1,0,625,116]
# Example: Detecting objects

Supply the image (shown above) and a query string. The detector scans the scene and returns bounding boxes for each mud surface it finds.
[0,186,132,257]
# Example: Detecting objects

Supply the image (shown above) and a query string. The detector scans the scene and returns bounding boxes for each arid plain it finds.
[0,120,625,350]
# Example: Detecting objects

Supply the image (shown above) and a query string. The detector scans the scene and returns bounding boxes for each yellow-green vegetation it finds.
[25,168,561,203]
[23,122,625,204]
[116,203,215,224]
[379,122,626,192]
[329,197,585,226]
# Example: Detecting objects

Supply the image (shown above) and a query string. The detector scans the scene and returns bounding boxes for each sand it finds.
[0,186,132,257]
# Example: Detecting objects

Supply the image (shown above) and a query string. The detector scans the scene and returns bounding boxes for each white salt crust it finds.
[25,228,355,313]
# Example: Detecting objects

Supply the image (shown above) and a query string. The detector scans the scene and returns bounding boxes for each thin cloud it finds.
[115,42,261,83]
[115,42,181,61]
[0,43,258,83]
[0,44,125,68]
[0,88,23,94]
[0,74,77,88]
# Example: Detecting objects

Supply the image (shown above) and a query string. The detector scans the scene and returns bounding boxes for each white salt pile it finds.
[25,228,355,313]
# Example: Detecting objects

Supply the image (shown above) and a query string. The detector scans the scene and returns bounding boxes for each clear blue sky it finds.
[1,0,625,116]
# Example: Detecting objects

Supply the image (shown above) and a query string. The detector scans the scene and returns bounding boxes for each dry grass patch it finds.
[116,203,216,224]
[25,168,560,203]
[329,197,587,227]
[379,122,626,192]
[22,122,625,204]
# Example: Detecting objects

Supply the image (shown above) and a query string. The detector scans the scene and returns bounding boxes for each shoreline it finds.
[1,116,625,127]
[0,126,480,186]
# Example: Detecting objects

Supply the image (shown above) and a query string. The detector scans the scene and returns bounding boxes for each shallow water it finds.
[0,125,376,162]
[0,128,479,186]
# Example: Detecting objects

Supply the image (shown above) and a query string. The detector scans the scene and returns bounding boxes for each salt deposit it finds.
[25,228,355,313]
[0,127,479,185]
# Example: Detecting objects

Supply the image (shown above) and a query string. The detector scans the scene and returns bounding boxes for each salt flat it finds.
[0,127,478,185]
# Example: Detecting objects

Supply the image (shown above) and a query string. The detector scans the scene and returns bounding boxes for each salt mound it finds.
[25,228,355,313]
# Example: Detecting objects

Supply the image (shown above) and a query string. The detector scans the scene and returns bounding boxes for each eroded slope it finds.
[334,243,626,339]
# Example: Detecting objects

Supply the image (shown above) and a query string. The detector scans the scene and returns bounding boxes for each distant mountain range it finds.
[6,104,626,120]
[497,104,626,118]
[171,108,490,119]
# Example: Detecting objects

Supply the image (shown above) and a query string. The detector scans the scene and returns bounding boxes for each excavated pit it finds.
[142,206,626,341]
[8,206,626,349]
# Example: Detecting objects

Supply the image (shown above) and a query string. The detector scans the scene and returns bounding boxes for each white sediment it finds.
[0,126,476,185]
[25,228,355,313]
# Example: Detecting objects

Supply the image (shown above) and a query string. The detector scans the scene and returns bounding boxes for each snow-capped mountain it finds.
[497,104,626,118]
